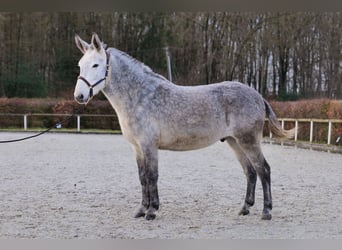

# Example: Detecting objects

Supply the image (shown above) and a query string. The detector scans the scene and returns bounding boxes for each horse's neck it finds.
[103,48,172,115]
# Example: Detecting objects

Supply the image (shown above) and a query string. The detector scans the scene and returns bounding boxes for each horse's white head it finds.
[74,33,109,104]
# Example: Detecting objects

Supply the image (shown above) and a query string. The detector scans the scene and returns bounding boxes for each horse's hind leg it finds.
[238,140,272,220]
[134,145,159,220]
[226,137,257,216]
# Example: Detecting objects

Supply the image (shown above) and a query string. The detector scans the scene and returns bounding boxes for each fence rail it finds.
[269,118,342,145]
[1,113,342,145]
[0,113,117,132]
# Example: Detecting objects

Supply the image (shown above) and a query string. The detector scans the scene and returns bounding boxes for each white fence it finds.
[0,113,117,132]
[269,118,342,145]
[1,113,342,145]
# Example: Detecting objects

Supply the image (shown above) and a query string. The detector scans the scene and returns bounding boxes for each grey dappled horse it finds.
[74,33,294,221]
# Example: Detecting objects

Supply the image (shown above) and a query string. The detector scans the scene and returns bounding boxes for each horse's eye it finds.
[93,64,99,68]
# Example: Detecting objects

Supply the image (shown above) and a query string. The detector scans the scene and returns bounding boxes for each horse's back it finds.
[156,81,266,151]
[173,81,266,125]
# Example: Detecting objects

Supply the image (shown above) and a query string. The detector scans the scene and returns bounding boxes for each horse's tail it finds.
[264,100,295,139]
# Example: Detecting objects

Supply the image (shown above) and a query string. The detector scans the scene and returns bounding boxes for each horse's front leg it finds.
[134,146,159,220]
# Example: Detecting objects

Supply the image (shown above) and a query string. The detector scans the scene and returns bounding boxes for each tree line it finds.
[0,12,341,100]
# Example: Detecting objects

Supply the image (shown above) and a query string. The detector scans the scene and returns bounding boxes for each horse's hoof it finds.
[261,213,272,220]
[239,208,250,216]
[145,213,156,220]
[134,211,145,218]
[134,207,146,218]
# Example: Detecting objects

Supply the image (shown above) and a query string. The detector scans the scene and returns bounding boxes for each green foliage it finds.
[0,12,341,99]
[54,46,80,82]
[276,91,300,101]
[137,14,175,72]
[2,62,47,98]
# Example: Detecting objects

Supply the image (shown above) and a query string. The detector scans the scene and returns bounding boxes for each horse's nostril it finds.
[76,94,84,102]
[75,94,85,103]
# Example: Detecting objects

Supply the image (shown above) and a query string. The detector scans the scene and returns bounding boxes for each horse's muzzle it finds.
[75,94,89,104]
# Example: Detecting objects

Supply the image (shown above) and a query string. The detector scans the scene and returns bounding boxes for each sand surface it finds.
[0,132,341,239]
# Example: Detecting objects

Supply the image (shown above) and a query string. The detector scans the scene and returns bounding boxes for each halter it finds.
[77,51,110,99]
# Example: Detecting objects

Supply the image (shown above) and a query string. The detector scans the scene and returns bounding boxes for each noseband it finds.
[77,51,110,99]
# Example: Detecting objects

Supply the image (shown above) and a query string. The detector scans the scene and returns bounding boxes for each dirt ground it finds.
[0,132,341,239]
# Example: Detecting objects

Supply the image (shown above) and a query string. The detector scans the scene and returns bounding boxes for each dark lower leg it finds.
[135,186,159,220]
[145,171,159,220]
[226,137,258,217]
[135,158,150,218]
[135,184,149,218]
[258,160,272,220]
[134,153,159,220]
[239,167,257,215]
[260,182,272,220]
[237,142,273,220]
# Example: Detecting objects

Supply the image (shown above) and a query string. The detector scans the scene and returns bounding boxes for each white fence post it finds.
[77,115,81,132]
[310,120,313,143]
[294,120,298,141]
[328,121,332,145]
[164,47,172,82]
[24,114,28,130]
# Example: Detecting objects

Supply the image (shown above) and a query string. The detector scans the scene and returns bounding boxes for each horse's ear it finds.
[91,33,104,52]
[75,34,90,54]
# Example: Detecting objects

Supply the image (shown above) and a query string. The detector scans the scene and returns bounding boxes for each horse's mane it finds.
[111,48,169,82]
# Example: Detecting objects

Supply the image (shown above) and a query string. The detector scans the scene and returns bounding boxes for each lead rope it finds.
[0,107,82,144]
